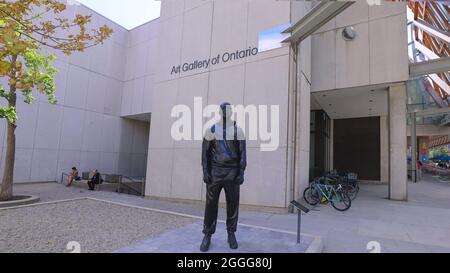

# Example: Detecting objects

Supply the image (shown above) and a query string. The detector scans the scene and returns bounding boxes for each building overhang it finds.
[409,57,450,78]
[282,1,354,44]
[410,105,450,117]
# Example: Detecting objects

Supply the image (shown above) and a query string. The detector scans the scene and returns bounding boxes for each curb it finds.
[305,235,324,253]
[0,197,85,210]
[0,195,41,208]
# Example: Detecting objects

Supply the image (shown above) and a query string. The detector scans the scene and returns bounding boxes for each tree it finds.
[0,0,113,201]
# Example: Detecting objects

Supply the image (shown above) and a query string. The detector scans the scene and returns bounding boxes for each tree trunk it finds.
[0,55,17,202]
[0,119,17,201]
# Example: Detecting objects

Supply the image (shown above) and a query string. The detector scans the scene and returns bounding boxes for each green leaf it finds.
[22,90,35,104]
[0,60,11,76]
[0,84,10,100]
[0,106,17,123]
[21,48,58,105]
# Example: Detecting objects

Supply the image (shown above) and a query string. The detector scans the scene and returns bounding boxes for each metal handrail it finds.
[60,172,70,184]
[118,175,146,196]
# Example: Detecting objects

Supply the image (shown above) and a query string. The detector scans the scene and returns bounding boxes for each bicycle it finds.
[303,177,352,211]
[322,171,359,201]
[341,172,359,200]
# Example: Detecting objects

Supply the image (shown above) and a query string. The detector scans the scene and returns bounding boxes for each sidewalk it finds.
[12,174,450,253]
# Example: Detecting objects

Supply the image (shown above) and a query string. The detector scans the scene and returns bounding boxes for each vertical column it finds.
[388,83,408,201]
[329,119,334,171]
[380,115,389,183]
[294,37,312,200]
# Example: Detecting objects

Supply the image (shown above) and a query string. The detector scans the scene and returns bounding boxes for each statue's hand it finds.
[203,171,212,184]
[237,172,244,185]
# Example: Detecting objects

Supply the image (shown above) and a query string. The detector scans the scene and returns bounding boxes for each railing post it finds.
[118,175,122,194]
[297,210,301,244]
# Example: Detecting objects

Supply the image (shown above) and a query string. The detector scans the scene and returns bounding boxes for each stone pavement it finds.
[0,199,196,253]
[12,174,450,253]
[115,222,315,253]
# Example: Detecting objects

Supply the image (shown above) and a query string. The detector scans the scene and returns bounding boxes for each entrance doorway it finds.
[334,117,381,181]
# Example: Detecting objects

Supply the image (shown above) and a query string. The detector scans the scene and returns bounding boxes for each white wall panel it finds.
[64,65,90,109]
[82,111,104,152]
[86,73,107,113]
[30,149,58,182]
[104,79,123,116]
[12,148,33,182]
[132,77,145,114]
[34,102,63,150]
[80,151,101,173]
[15,100,39,149]
[59,107,86,151]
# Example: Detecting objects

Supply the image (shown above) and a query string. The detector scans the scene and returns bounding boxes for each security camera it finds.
[342,26,356,41]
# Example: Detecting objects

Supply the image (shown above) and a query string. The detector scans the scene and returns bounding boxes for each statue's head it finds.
[220,102,232,120]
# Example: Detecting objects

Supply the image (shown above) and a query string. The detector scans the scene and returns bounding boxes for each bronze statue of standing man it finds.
[200,102,246,252]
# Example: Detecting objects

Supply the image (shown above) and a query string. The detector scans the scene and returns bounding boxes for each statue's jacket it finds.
[202,121,246,183]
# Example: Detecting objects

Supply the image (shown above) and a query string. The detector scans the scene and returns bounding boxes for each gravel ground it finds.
[0,199,196,253]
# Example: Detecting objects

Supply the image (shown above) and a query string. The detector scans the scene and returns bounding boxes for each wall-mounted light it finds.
[342,26,356,41]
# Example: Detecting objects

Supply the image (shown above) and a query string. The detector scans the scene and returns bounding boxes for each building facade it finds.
[1,0,417,208]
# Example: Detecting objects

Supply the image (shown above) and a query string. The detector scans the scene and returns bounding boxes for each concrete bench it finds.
[61,172,144,195]
[61,172,122,192]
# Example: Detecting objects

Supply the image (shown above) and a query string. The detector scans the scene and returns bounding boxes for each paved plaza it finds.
[0,191,320,253]
[2,174,450,253]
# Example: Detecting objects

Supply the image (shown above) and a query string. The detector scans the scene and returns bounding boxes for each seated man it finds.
[87,169,102,191]
[66,167,80,187]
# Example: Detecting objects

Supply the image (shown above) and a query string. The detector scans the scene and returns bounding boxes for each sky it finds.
[75,0,161,30]
[258,23,290,53]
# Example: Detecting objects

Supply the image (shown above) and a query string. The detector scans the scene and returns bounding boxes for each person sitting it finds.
[87,169,102,191]
[67,167,80,187]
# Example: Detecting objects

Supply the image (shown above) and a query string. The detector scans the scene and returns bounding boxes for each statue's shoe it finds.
[227,232,238,250]
[200,235,211,252]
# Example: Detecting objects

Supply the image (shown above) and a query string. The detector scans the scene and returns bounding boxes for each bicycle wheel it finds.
[331,189,351,211]
[344,184,359,200]
[351,184,359,199]
[303,186,319,206]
